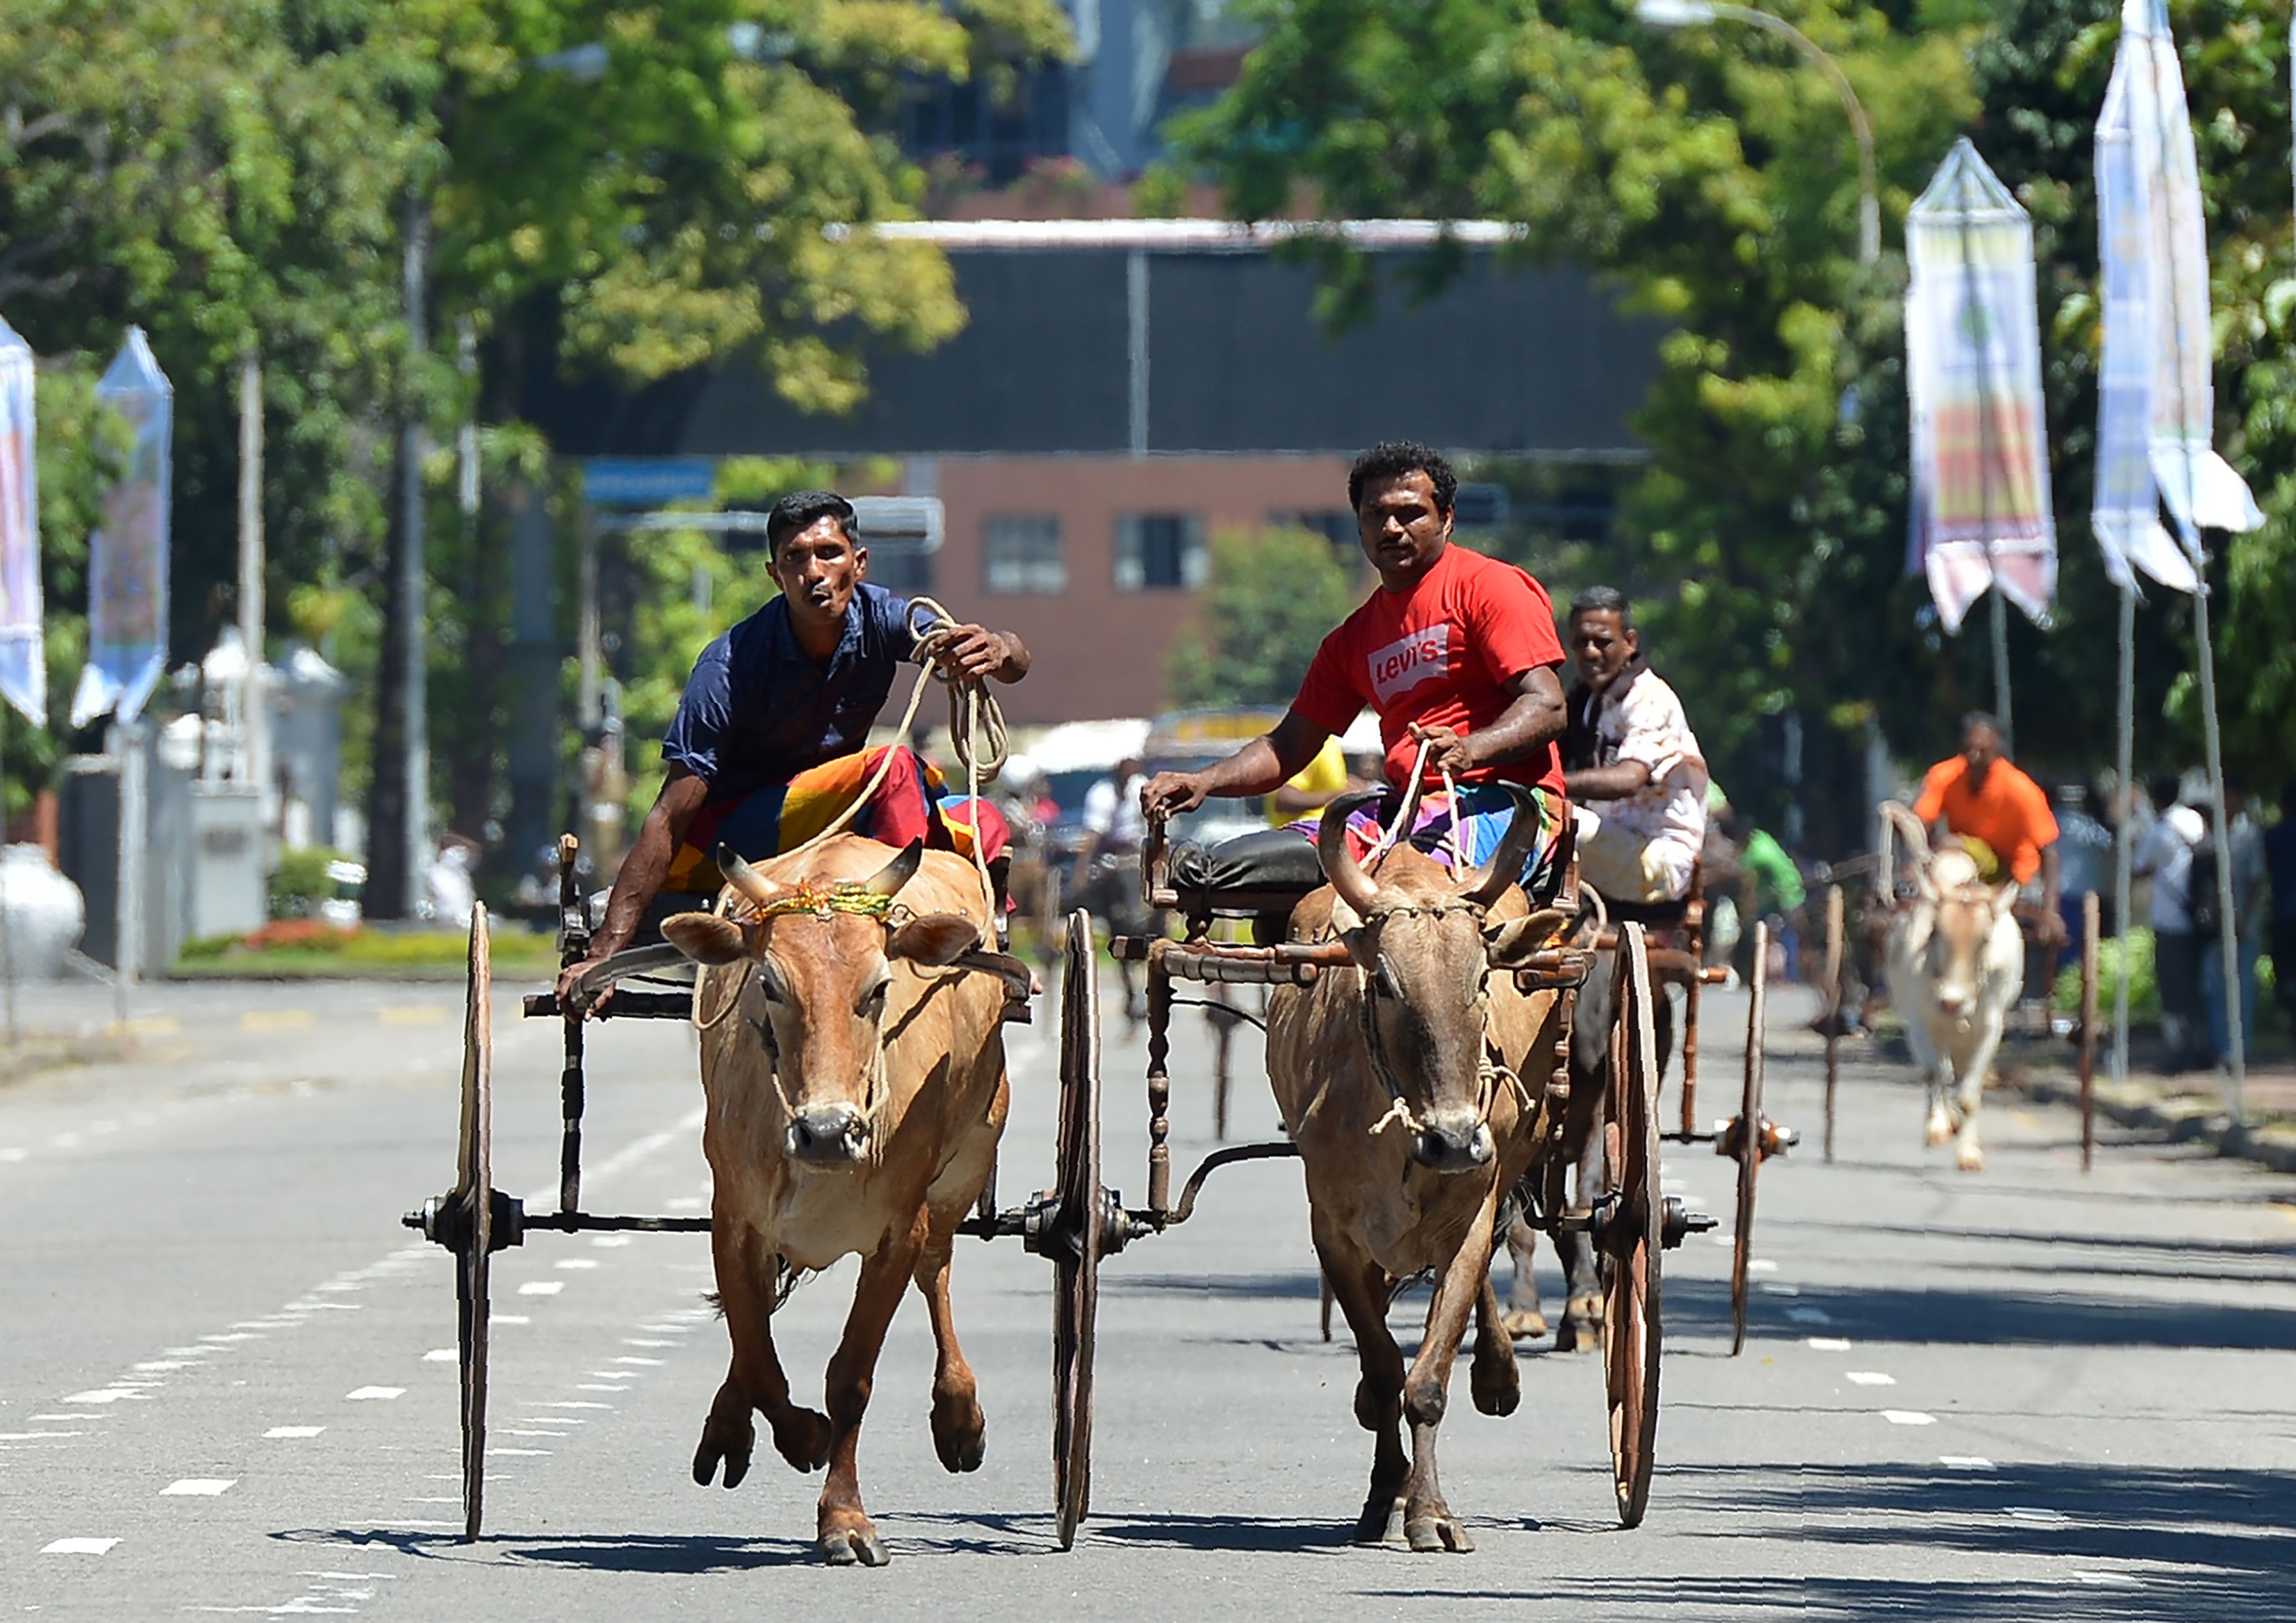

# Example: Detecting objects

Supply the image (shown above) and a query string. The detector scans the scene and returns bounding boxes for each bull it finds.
[659,834,1015,1565]
[1880,803,2024,1172]
[1269,788,1567,1552]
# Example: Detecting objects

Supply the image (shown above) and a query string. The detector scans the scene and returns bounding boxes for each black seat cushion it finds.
[1168,828,1329,899]
[1602,894,1694,929]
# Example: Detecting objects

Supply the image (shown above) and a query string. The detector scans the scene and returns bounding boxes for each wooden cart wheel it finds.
[1730,920,1769,1357]
[455,906,495,1542]
[1600,923,1664,1529]
[1051,908,1103,1551]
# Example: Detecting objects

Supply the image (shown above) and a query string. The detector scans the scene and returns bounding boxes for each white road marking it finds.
[1807,1337,1852,1351]
[422,1349,456,1362]
[612,1357,664,1367]
[1757,1282,1801,1297]
[1707,1233,1733,1248]
[555,1259,600,1270]
[1882,1411,1936,1426]
[161,1478,237,1496]
[576,1384,627,1393]
[42,1537,119,1555]
[518,1282,565,1297]
[266,1427,325,1439]
[1939,1455,1995,1470]
[1785,1307,1832,1324]
[346,1387,405,1401]
[30,1413,95,1423]
[63,1388,144,1404]
[487,1447,550,1457]
[665,1196,707,1212]
[494,1315,531,1325]
[2071,1573,2142,1588]
[591,1236,633,1248]
[534,1401,612,1410]
[0,1430,84,1440]
[500,1429,570,1439]
[637,1324,692,1334]
[200,1333,262,1344]
[1747,1258,1778,1273]
[1,1146,26,1162]
[622,1338,676,1348]
[2006,1506,2069,1522]
[136,1360,193,1372]
[1845,1372,1896,1387]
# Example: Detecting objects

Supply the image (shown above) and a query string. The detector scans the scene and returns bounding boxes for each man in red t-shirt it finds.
[1143,441,1567,882]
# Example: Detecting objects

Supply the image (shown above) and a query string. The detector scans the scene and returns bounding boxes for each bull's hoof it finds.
[693,1390,755,1488]
[1353,1493,1405,1545]
[1957,1143,1986,1172]
[1498,1307,1548,1342]
[931,1387,987,1474]
[1924,1110,1952,1148]
[818,1522,890,1567]
[1470,1342,1519,1418]
[770,1406,834,1473]
[1555,1293,1603,1354]
[1404,1512,1476,1553]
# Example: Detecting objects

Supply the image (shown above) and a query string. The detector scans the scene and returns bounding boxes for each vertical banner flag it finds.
[0,316,42,724]
[1905,138,2058,634]
[70,328,173,728]
[2092,0,2261,593]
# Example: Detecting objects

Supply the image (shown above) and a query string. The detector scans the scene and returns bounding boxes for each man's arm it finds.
[557,766,711,1009]
[2034,840,2066,946]
[1567,759,1651,803]
[1141,710,1330,820]
[1410,665,1566,779]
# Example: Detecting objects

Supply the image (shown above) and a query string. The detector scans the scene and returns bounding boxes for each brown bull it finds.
[1269,789,1567,1552]
[660,835,1010,1567]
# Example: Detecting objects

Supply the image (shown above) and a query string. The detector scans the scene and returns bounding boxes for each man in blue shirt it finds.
[563,489,1029,998]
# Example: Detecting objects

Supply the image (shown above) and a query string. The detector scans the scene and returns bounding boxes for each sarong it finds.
[666,747,1009,894]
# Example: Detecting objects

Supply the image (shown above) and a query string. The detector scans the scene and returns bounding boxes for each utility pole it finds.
[238,350,269,814]
[368,192,431,917]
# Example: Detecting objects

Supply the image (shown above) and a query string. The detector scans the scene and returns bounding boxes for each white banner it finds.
[0,316,42,724]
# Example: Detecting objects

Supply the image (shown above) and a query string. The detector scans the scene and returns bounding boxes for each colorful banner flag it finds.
[0,316,42,724]
[70,328,173,727]
[2092,0,2261,595]
[1904,138,2058,635]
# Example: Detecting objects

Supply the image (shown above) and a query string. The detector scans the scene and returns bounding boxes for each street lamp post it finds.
[1635,0,1880,267]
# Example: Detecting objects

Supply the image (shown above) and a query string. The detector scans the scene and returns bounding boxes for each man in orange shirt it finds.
[1913,711,2065,948]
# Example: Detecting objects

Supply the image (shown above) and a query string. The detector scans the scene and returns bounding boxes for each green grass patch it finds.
[174,921,559,981]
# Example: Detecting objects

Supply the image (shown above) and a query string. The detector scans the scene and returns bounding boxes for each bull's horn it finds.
[715,843,781,908]
[862,837,925,897]
[1460,783,1544,908]
[1316,790,1384,914]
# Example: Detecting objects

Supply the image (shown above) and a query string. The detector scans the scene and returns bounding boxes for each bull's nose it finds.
[786,1105,870,1166]
[1409,1113,1495,1174]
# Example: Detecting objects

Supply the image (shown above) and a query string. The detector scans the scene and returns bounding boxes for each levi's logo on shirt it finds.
[1367,623,1451,705]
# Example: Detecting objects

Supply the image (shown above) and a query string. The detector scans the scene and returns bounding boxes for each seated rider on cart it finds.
[1910,711,2065,949]
[559,488,1033,1005]
[1558,587,1711,907]
[1140,441,1569,894]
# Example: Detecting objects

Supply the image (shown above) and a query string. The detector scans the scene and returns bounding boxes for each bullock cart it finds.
[1563,867,1796,1357]
[1083,798,1714,1533]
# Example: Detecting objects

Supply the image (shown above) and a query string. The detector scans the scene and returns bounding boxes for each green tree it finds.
[1167,527,1358,708]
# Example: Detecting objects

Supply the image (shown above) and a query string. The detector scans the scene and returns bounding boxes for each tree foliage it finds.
[1167,527,1359,709]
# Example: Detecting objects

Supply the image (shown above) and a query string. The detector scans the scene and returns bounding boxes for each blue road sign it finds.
[581,457,717,508]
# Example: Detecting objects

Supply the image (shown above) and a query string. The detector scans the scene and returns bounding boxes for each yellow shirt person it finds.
[1266,736,1352,825]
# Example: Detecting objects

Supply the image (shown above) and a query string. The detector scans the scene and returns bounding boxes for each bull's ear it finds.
[663,912,748,966]
[1484,908,1571,969]
[889,912,980,967]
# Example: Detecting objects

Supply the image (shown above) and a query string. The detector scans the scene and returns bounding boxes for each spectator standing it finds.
[1075,755,1151,1022]
[2053,783,2115,968]
[2133,774,2205,1073]
[2194,776,2267,1072]
[2266,781,2296,1036]
[1723,809,1806,980]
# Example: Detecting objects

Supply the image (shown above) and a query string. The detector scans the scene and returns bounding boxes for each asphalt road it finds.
[1,969,2291,1620]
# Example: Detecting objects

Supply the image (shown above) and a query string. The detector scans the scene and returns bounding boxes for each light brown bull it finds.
[1269,788,1567,1552]
[660,835,1013,1567]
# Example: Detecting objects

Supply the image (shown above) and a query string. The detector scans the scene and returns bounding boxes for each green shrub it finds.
[269,847,355,919]
[2052,927,2159,1022]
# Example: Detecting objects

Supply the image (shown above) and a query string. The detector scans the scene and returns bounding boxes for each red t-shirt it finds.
[1291,544,1566,793]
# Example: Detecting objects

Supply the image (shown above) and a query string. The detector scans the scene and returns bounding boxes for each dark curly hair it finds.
[1347,440,1458,515]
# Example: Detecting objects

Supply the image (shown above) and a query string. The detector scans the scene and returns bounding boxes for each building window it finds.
[983,514,1066,594]
[1114,513,1206,591]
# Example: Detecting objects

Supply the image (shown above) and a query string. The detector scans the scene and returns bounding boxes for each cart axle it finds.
[404,1187,526,1255]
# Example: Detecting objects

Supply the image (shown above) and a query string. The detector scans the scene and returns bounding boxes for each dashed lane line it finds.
[1844,1371,1896,1387]
[161,1478,236,1496]
[265,1427,324,1439]
[344,1387,405,1402]
[1882,1411,1937,1426]
[42,1537,119,1555]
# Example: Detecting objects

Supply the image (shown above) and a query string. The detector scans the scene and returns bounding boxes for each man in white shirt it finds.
[2133,776,2204,1072]
[1559,588,1710,905]
[1074,756,1151,1019]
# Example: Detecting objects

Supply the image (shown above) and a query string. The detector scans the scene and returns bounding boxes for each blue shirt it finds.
[661,584,920,801]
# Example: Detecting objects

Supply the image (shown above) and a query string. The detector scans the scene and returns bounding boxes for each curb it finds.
[2012,1066,2296,1176]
